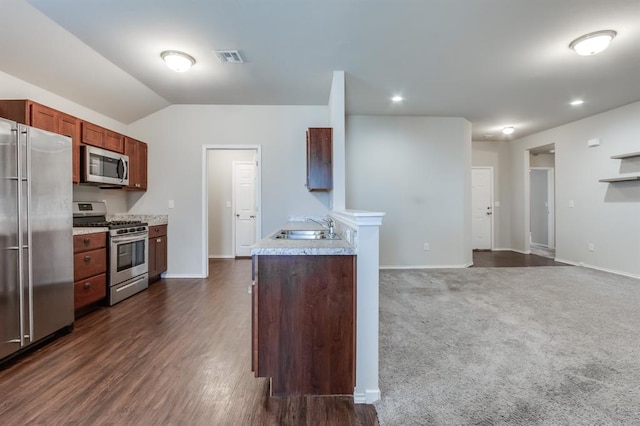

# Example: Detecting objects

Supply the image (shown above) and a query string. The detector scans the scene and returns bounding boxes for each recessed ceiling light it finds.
[391,96,403,102]
[161,50,196,72]
[569,30,617,56]
[502,126,515,135]
[570,99,584,106]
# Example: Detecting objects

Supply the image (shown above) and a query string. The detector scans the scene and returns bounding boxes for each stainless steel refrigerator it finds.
[1,117,73,362]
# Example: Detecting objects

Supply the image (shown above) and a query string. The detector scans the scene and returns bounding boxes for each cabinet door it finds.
[124,137,138,189]
[155,235,167,273]
[138,141,148,190]
[148,238,158,278]
[29,102,58,133]
[306,127,332,191]
[81,121,104,148]
[104,129,124,153]
[59,113,80,184]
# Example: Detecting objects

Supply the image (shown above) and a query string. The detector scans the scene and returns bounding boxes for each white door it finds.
[233,161,256,257]
[472,168,493,250]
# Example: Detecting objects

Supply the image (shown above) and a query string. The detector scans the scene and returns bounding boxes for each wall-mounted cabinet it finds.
[124,137,148,191]
[306,127,332,191]
[0,100,81,183]
[81,122,124,153]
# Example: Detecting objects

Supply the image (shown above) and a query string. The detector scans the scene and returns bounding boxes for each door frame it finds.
[471,166,494,250]
[529,167,555,249]
[201,145,261,277]
[232,160,257,257]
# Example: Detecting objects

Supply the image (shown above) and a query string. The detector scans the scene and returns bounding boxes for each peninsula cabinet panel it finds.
[306,127,332,191]
[256,255,355,396]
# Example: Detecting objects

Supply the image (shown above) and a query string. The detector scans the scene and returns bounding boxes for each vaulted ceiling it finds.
[1,0,639,140]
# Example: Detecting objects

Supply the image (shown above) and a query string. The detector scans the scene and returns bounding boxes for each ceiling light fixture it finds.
[502,126,515,135]
[161,50,196,72]
[569,30,617,56]
[391,95,403,102]
[570,99,585,106]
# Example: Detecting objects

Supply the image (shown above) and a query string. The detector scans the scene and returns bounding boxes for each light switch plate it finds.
[588,138,600,147]
[168,200,175,209]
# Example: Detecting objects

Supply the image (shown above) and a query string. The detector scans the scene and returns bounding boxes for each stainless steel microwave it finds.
[80,145,129,186]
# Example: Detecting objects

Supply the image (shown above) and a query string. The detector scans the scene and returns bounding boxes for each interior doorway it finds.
[233,161,257,257]
[529,144,555,259]
[202,146,261,274]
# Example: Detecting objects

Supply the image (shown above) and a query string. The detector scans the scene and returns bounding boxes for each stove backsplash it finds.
[73,185,128,214]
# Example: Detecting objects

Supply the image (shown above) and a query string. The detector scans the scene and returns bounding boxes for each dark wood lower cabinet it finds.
[148,224,168,282]
[253,255,355,396]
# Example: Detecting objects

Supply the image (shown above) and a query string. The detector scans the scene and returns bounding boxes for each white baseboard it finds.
[380,264,470,270]
[353,388,381,404]
[554,258,640,280]
[161,274,206,279]
[208,255,235,259]
[510,248,531,255]
[491,248,513,251]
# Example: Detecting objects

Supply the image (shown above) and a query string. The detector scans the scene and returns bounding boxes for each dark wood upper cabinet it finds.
[124,137,148,191]
[59,113,80,184]
[0,100,80,183]
[306,127,332,191]
[81,122,124,154]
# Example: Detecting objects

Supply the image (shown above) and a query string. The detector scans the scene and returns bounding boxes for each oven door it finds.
[110,233,148,286]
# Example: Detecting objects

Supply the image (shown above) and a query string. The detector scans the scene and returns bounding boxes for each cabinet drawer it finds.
[74,273,106,309]
[74,248,107,282]
[148,224,167,238]
[73,232,107,253]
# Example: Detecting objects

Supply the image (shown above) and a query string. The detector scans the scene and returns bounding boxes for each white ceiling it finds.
[2,0,639,140]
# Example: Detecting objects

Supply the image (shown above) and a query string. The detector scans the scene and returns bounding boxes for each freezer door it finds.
[26,126,74,342]
[0,118,21,359]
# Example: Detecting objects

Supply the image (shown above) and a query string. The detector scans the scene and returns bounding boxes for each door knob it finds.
[486,212,493,215]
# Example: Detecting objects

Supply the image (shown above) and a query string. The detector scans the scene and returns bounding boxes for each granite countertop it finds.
[108,214,168,227]
[73,227,109,236]
[251,222,356,256]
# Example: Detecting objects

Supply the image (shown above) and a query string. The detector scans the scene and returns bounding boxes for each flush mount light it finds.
[570,99,585,106]
[502,126,515,135]
[569,30,617,56]
[161,50,196,72]
[391,95,403,102]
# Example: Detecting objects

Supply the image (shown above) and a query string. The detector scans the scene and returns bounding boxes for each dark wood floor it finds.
[0,259,378,425]
[472,250,570,267]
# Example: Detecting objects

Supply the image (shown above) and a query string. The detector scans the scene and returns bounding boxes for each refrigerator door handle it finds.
[25,128,34,342]
[16,126,25,347]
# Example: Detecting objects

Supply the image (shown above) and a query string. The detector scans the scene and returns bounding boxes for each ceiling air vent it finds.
[214,50,244,63]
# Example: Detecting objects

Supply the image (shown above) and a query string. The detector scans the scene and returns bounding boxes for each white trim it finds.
[380,263,471,269]
[202,145,262,278]
[530,166,555,250]
[491,247,514,251]
[208,255,235,259]
[471,166,495,250]
[511,248,532,255]
[163,274,206,279]
[554,259,640,280]
[353,388,381,404]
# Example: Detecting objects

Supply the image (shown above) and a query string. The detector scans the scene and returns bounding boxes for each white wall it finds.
[329,71,346,211]
[128,105,330,277]
[530,153,555,168]
[207,150,256,257]
[511,101,640,277]
[472,141,512,249]
[346,115,472,267]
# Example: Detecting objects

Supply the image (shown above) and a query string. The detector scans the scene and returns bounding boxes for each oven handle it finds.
[111,234,148,244]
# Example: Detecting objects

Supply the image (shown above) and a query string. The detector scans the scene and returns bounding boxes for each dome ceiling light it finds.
[569,30,617,56]
[502,126,515,135]
[161,50,196,72]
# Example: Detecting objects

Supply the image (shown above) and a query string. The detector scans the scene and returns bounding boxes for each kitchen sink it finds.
[272,229,340,240]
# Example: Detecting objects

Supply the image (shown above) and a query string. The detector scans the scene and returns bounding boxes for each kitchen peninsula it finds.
[251,221,356,396]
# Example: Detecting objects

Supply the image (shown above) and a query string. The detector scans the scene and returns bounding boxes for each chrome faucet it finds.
[306,216,336,236]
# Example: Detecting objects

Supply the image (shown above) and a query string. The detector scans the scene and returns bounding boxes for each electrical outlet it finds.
[588,243,594,252]
[569,200,575,208]
[423,243,430,251]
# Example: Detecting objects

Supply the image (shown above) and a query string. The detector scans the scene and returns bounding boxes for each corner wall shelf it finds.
[599,175,640,183]
[610,152,640,159]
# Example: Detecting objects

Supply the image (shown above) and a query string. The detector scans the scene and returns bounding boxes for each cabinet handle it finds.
[83,238,90,244]
[84,256,91,262]
[157,238,162,243]
[83,282,91,289]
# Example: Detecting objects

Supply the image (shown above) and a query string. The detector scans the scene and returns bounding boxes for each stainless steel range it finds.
[73,202,149,306]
